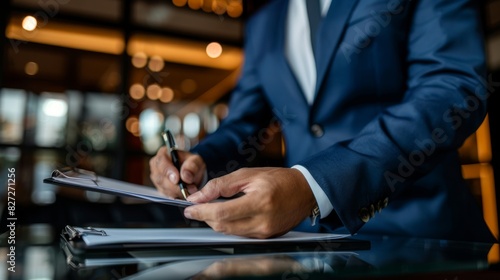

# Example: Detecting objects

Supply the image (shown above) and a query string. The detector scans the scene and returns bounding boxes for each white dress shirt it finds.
[287,0,334,220]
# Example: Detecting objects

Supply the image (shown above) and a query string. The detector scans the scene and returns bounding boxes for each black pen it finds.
[161,129,190,200]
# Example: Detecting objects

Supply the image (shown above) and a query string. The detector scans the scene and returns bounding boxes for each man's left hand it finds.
[183,167,317,238]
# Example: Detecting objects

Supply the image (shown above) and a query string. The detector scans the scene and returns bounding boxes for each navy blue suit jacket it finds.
[193,0,494,242]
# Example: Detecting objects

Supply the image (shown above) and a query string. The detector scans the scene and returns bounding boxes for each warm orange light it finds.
[25,62,39,75]
[22,16,37,31]
[213,103,229,119]
[132,52,148,68]
[227,1,243,18]
[160,87,175,103]
[7,19,124,54]
[127,34,242,70]
[7,16,242,70]
[172,0,188,7]
[126,116,140,136]
[489,243,500,265]
[212,0,227,15]
[462,163,498,240]
[476,115,492,163]
[202,1,213,13]
[146,84,162,100]
[188,0,203,10]
[206,42,222,58]
[129,84,145,100]
[148,55,165,72]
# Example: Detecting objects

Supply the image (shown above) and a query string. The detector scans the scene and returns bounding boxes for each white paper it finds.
[77,227,349,247]
[49,171,193,207]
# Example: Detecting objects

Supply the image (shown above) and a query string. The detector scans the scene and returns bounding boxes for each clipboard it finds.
[43,168,193,208]
[60,225,370,256]
[60,235,232,269]
[61,237,364,273]
[60,226,370,271]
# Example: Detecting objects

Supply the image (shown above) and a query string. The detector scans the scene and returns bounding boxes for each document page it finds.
[45,169,193,207]
[77,227,349,247]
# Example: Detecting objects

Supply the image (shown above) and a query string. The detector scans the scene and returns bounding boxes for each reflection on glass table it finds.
[63,235,500,279]
[121,252,367,280]
[0,225,498,280]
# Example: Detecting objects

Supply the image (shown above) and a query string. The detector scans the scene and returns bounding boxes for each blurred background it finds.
[0,0,280,233]
[0,0,499,240]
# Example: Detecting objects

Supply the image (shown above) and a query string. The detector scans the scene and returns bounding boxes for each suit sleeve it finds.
[298,0,488,233]
[191,17,273,178]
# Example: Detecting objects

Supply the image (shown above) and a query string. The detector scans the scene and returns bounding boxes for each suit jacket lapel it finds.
[314,0,360,99]
[259,0,311,110]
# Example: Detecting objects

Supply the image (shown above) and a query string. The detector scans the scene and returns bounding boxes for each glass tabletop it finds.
[1,225,499,279]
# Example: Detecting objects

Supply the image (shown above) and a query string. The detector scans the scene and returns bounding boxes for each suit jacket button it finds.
[359,208,370,223]
[369,204,375,218]
[383,197,389,208]
[377,200,383,213]
[311,124,324,137]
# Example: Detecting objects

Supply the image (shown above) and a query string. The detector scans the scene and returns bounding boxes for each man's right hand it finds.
[149,147,206,199]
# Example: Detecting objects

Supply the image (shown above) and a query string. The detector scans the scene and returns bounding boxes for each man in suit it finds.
[150,0,494,242]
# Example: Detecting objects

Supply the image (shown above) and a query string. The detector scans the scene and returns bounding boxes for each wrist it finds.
[290,168,319,223]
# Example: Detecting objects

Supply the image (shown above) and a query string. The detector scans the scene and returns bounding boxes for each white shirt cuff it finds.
[292,165,334,219]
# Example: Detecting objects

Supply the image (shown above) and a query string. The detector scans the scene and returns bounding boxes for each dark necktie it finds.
[306,0,322,53]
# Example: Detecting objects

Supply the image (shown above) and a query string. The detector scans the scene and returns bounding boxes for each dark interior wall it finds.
[0,0,11,87]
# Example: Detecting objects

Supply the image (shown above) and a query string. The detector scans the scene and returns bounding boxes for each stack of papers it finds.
[76,227,350,247]
[61,227,359,272]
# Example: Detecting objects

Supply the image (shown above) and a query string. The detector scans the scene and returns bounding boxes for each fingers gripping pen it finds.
[161,130,190,200]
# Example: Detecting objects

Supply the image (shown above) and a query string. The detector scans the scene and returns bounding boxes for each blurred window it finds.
[35,92,68,147]
[183,112,200,139]
[0,88,27,144]
[82,93,121,151]
[139,108,164,154]
[32,150,59,205]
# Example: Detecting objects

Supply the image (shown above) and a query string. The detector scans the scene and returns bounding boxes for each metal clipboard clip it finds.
[65,225,107,241]
[52,168,99,186]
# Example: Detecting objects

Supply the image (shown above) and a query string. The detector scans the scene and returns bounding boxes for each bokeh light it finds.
[129,83,145,100]
[22,16,37,31]
[126,116,140,136]
[25,62,39,76]
[160,87,175,103]
[172,0,188,7]
[148,55,165,72]
[183,112,201,138]
[188,0,203,10]
[165,115,182,135]
[212,0,227,15]
[146,84,162,100]
[206,42,223,58]
[227,0,243,18]
[132,52,148,68]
